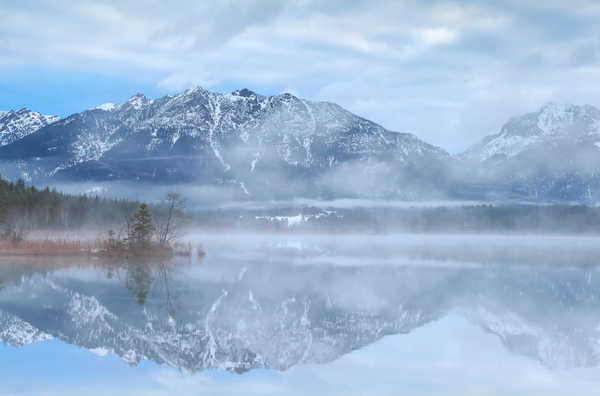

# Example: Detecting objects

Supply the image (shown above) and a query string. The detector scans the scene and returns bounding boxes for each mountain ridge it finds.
[2,90,600,202]
[457,102,600,202]
[0,108,59,147]
[462,102,600,162]
[0,86,449,199]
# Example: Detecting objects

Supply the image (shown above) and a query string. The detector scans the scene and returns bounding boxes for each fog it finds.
[46,179,484,209]
[189,232,600,268]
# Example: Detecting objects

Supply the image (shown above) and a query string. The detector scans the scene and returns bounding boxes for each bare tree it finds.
[156,192,186,246]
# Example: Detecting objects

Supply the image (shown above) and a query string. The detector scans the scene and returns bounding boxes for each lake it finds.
[1,233,600,395]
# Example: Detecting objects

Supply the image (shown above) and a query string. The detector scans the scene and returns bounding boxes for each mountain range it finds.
[1,88,599,202]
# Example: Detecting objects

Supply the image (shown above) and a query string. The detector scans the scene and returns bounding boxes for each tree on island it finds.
[128,203,155,250]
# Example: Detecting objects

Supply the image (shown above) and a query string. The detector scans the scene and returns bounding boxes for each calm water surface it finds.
[2,234,600,395]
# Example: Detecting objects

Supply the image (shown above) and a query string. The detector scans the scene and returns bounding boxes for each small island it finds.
[0,178,202,259]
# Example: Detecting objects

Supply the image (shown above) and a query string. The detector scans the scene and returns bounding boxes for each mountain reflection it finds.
[0,236,599,373]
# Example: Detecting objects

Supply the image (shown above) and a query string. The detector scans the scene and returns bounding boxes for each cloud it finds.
[412,27,460,45]
[2,1,600,152]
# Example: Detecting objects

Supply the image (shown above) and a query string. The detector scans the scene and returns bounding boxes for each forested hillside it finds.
[0,177,139,230]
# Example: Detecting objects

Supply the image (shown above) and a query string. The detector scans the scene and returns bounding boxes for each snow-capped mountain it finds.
[464,103,600,162]
[459,103,600,201]
[0,87,449,198]
[0,108,59,147]
[5,94,600,202]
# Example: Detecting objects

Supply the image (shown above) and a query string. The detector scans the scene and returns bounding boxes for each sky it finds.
[1,0,600,153]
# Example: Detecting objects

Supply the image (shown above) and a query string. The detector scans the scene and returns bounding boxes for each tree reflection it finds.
[126,260,154,305]
[120,257,184,315]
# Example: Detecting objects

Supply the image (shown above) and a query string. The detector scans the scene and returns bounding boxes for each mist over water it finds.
[1,233,600,395]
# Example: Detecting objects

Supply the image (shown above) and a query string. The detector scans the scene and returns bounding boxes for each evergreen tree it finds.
[128,203,155,249]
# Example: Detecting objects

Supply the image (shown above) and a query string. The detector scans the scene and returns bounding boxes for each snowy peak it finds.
[94,94,150,112]
[0,108,59,147]
[537,102,600,135]
[95,102,118,111]
[123,93,150,110]
[0,86,449,199]
[454,103,600,202]
[464,103,600,162]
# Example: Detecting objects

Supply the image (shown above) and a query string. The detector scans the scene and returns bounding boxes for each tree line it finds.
[0,177,189,252]
[0,178,140,232]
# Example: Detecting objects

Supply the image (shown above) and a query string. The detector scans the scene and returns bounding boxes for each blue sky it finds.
[2,1,600,152]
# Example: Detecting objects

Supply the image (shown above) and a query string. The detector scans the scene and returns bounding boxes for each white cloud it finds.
[2,0,600,152]
[412,27,460,45]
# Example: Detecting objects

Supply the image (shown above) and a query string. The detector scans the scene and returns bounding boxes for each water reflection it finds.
[0,234,599,373]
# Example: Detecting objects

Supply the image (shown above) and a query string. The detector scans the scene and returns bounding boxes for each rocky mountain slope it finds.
[0,88,450,199]
[464,103,600,163]
[0,108,59,147]
[459,103,600,201]
[3,93,600,202]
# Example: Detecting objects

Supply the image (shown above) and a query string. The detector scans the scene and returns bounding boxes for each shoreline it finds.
[0,240,200,259]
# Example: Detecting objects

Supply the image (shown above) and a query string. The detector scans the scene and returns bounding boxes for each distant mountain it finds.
[0,88,450,199]
[0,108,59,147]
[459,103,600,202]
[4,94,600,202]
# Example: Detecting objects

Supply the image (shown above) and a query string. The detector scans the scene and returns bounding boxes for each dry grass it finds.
[0,236,206,259]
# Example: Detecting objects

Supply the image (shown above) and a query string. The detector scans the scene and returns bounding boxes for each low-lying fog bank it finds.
[189,204,600,234]
[185,233,600,268]
[13,179,600,235]
[10,231,599,268]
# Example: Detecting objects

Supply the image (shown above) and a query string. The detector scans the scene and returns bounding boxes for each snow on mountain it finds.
[457,103,600,202]
[6,93,600,202]
[95,102,118,111]
[0,108,59,147]
[0,87,449,199]
[463,103,600,162]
